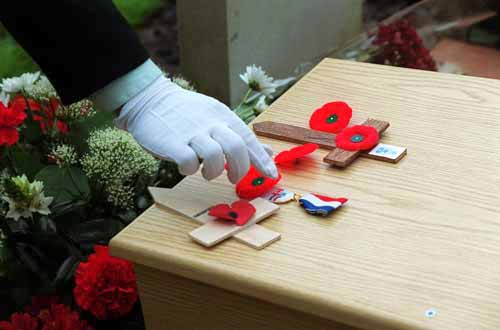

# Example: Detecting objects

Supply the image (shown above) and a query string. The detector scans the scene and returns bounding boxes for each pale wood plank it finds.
[111,59,500,330]
[136,264,358,330]
[189,198,279,247]
[148,186,281,249]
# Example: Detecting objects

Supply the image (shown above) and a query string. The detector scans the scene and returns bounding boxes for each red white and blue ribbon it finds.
[298,193,348,216]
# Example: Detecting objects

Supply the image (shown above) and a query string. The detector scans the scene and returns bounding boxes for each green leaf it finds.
[67,111,114,152]
[11,148,43,180]
[51,256,80,288]
[67,218,124,251]
[35,166,90,204]
[233,102,257,124]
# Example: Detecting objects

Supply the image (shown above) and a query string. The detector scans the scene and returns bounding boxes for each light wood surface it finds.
[111,59,500,330]
[136,264,357,330]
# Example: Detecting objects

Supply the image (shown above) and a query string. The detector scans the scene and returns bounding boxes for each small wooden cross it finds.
[149,187,281,250]
[253,119,406,168]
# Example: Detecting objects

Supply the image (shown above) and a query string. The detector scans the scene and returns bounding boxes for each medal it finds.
[262,188,348,217]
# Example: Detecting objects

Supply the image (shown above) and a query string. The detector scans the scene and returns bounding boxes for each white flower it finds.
[240,65,278,97]
[24,75,57,101]
[2,175,53,221]
[254,95,268,113]
[49,144,78,168]
[0,90,9,106]
[0,71,40,93]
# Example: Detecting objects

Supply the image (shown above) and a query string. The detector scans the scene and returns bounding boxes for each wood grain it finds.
[111,59,500,330]
[253,120,400,166]
[189,198,279,247]
[253,121,338,149]
[136,264,358,330]
[323,119,390,167]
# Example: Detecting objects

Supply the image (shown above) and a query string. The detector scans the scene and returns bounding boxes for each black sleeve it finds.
[0,1,149,105]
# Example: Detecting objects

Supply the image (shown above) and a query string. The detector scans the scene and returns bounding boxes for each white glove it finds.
[114,76,278,184]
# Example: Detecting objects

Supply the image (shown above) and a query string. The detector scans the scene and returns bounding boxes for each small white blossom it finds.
[24,75,58,101]
[49,144,78,168]
[82,128,159,209]
[56,99,96,121]
[240,65,278,97]
[2,175,53,221]
[0,71,40,93]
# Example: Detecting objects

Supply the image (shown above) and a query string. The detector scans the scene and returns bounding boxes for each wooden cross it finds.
[149,187,281,250]
[253,119,406,168]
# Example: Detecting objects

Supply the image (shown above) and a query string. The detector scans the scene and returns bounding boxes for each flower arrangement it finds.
[0,65,294,328]
[374,19,437,71]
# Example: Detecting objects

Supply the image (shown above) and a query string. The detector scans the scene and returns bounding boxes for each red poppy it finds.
[335,125,379,151]
[236,166,282,199]
[0,313,38,330]
[0,100,27,146]
[309,101,352,133]
[274,143,318,165]
[74,245,138,320]
[209,200,256,226]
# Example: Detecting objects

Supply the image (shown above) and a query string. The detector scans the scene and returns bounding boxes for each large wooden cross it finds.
[253,119,406,168]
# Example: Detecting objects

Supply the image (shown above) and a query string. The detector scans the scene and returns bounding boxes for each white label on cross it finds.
[368,143,407,160]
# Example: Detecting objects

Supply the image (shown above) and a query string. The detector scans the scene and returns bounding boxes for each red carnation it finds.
[0,100,27,146]
[274,143,318,165]
[74,245,138,320]
[0,313,38,330]
[375,19,437,71]
[309,101,352,133]
[236,166,282,199]
[335,125,379,151]
[38,304,92,330]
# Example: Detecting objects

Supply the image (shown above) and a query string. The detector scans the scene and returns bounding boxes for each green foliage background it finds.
[0,0,164,79]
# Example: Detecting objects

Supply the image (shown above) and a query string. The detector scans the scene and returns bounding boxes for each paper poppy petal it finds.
[309,101,352,133]
[335,125,379,151]
[274,143,318,165]
[208,200,256,226]
[236,166,282,199]
[230,200,256,225]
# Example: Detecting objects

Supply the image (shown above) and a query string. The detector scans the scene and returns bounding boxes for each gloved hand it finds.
[114,75,278,184]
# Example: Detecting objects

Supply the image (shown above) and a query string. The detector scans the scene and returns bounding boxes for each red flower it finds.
[55,120,69,134]
[0,313,38,330]
[209,200,256,226]
[24,296,59,316]
[335,125,379,151]
[375,19,437,71]
[236,166,282,199]
[38,304,92,330]
[10,95,41,113]
[74,246,138,320]
[274,143,318,165]
[0,100,27,146]
[10,96,65,134]
[309,101,352,133]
